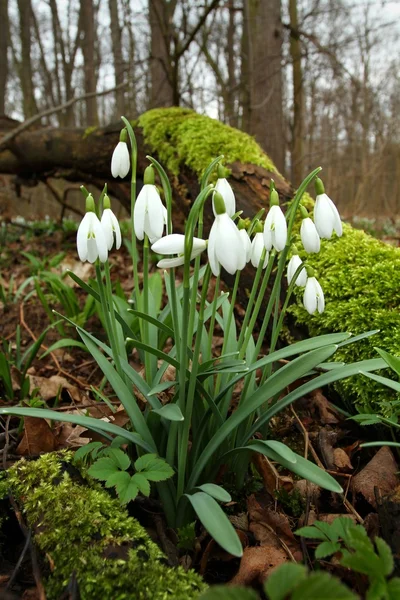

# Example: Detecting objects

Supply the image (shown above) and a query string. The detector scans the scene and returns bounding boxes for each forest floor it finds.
[0,220,399,599]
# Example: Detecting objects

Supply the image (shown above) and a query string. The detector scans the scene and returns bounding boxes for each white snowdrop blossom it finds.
[77,210,108,264]
[287,255,307,287]
[300,217,320,253]
[314,193,342,239]
[251,232,269,268]
[151,234,206,269]
[239,229,252,263]
[134,184,166,242]
[101,196,122,251]
[111,141,130,179]
[303,276,325,314]
[212,178,236,217]
[208,213,246,276]
[263,205,287,252]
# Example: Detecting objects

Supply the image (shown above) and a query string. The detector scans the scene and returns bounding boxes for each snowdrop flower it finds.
[111,129,130,178]
[287,254,307,287]
[303,274,325,314]
[300,217,320,253]
[208,192,246,276]
[77,194,108,263]
[263,187,287,252]
[134,166,166,242]
[251,232,269,268]
[238,220,252,263]
[101,195,122,251]
[313,177,342,239]
[213,176,236,217]
[151,234,207,269]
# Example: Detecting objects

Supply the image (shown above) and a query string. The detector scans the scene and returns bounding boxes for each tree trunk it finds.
[289,0,304,186]
[243,0,285,174]
[108,0,125,118]
[0,0,8,115]
[17,0,38,118]
[149,0,175,108]
[80,0,99,125]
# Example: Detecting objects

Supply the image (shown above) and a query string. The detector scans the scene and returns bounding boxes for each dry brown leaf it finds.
[252,454,293,496]
[333,448,353,472]
[229,546,289,586]
[310,390,341,424]
[353,446,399,508]
[292,479,321,504]
[28,374,82,402]
[16,416,56,456]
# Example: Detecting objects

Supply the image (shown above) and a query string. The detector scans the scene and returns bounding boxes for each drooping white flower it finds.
[151,234,206,269]
[134,184,165,242]
[313,178,342,239]
[239,229,252,263]
[251,232,269,268]
[208,192,246,276]
[77,196,108,263]
[287,255,307,287]
[300,217,320,253]
[303,276,325,314]
[213,178,236,217]
[101,196,121,251]
[111,131,130,178]
[263,205,287,252]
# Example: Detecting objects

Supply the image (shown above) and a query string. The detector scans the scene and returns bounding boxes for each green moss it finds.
[289,224,400,413]
[138,108,277,179]
[6,452,205,599]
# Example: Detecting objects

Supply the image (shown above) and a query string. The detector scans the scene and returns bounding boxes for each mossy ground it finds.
[3,452,205,600]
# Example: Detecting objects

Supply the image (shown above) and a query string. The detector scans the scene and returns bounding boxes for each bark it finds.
[0,0,8,115]
[289,0,304,186]
[108,0,125,118]
[149,0,175,108]
[242,0,285,173]
[80,0,99,125]
[17,0,38,118]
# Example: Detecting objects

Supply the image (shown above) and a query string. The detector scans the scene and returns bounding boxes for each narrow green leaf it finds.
[152,404,184,422]
[148,381,177,396]
[264,563,307,600]
[375,347,400,377]
[186,492,243,557]
[0,407,153,451]
[132,473,151,497]
[253,440,297,464]
[128,309,174,337]
[88,458,118,481]
[360,370,400,393]
[195,484,231,503]
[41,338,86,358]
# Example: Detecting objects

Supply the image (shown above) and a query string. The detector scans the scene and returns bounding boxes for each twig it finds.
[6,530,32,590]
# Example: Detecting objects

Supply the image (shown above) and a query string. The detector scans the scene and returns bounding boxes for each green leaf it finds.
[199,587,258,600]
[291,572,357,600]
[40,338,87,358]
[186,492,243,557]
[134,454,175,482]
[132,473,151,496]
[0,407,153,451]
[195,484,231,503]
[148,381,177,396]
[115,474,139,504]
[366,578,387,600]
[256,440,297,464]
[105,448,131,471]
[74,442,103,462]
[375,537,394,576]
[264,563,307,600]
[88,458,118,481]
[315,541,341,559]
[152,404,184,421]
[361,371,400,393]
[295,526,330,541]
[387,577,400,599]
[375,347,400,377]
[105,470,130,489]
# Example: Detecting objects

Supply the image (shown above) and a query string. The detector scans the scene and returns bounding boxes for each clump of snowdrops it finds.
[0,119,385,556]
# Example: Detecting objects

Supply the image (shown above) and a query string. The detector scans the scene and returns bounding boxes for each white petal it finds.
[214,178,236,217]
[303,277,319,314]
[111,142,130,178]
[133,186,148,240]
[110,210,122,249]
[271,206,287,251]
[287,255,307,286]
[207,221,220,276]
[251,232,268,268]
[314,278,325,313]
[327,196,343,237]
[101,209,114,251]
[93,215,108,262]
[239,229,252,263]
[314,194,342,239]
[157,256,185,268]
[86,237,98,263]
[76,212,91,262]
[300,218,320,253]
[145,186,164,241]
[152,234,185,254]
[215,214,244,274]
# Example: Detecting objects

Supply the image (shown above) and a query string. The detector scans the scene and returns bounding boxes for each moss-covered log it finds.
[1,452,205,599]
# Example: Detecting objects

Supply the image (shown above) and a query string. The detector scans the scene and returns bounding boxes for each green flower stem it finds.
[95,263,123,380]
[121,117,140,312]
[104,261,126,367]
[237,256,265,350]
[142,235,155,383]
[188,205,204,345]
[207,273,220,365]
[177,265,211,499]
[215,270,241,395]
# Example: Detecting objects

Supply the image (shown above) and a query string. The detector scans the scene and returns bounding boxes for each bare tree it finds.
[0,0,8,115]
[17,0,38,118]
[108,0,125,118]
[289,0,304,185]
[149,0,176,107]
[81,0,99,125]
